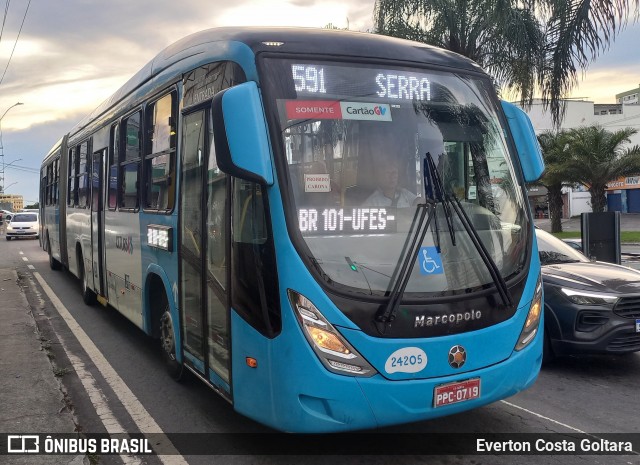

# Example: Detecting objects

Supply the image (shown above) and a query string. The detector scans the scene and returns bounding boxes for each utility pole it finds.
[0,102,24,193]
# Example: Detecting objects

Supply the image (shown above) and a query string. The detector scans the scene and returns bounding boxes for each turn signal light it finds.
[515,276,543,351]
[307,327,351,355]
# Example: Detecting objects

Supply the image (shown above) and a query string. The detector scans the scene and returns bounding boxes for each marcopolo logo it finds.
[340,102,392,121]
[415,310,482,328]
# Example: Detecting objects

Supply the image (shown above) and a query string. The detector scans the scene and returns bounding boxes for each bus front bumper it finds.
[235,329,542,433]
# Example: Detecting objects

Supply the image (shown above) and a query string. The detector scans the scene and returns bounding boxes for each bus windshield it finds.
[262,58,530,297]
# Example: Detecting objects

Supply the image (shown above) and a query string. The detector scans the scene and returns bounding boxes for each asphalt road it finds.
[3,237,640,465]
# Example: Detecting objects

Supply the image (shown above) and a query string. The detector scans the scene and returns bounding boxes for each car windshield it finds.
[12,214,37,222]
[262,58,530,296]
[536,229,589,265]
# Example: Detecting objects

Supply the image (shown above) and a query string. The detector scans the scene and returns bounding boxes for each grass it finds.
[551,231,640,243]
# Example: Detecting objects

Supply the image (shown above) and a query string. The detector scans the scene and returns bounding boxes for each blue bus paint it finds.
[208,367,231,394]
[41,28,544,433]
[184,351,205,373]
[501,100,545,182]
[219,83,274,185]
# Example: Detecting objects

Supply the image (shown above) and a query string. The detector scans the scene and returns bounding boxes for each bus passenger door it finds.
[90,149,106,297]
[179,108,231,393]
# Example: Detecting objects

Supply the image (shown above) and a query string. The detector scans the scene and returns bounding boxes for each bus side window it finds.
[120,111,142,210]
[54,157,59,206]
[68,148,77,207]
[77,141,90,208]
[108,124,119,210]
[46,164,52,206]
[144,92,176,212]
[231,179,281,337]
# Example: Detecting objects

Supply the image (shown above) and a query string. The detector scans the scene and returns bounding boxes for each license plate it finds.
[434,378,481,408]
[16,230,25,234]
[636,319,640,333]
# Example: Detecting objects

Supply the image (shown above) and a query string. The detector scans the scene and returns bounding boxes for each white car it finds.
[6,212,39,240]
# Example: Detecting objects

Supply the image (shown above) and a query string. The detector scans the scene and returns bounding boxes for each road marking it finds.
[27,264,35,270]
[34,272,187,465]
[66,353,143,465]
[22,256,28,262]
[500,400,586,433]
[19,251,24,255]
[500,400,639,454]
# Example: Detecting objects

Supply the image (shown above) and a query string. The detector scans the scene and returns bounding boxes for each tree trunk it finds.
[547,184,564,233]
[590,185,607,213]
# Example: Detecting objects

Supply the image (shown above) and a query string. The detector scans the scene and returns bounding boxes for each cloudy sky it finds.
[1,0,639,205]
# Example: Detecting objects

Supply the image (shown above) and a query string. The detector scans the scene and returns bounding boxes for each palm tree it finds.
[562,126,640,213]
[537,130,572,232]
[374,0,639,126]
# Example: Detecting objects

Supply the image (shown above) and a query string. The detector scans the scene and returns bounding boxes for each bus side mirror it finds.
[501,100,544,182]
[212,82,274,186]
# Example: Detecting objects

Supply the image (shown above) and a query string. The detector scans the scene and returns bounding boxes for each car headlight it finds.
[6,225,14,231]
[288,289,377,377]
[515,275,542,351]
[560,288,617,305]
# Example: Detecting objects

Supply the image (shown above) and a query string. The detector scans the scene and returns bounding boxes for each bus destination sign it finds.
[298,207,397,235]
[291,64,432,102]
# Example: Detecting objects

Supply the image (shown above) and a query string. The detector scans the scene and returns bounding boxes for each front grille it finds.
[613,296,640,319]
[607,332,640,352]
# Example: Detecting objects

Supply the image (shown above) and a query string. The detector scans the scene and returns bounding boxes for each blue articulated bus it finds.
[40,27,545,432]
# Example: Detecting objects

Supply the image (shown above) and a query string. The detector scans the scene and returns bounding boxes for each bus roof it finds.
[64,27,484,142]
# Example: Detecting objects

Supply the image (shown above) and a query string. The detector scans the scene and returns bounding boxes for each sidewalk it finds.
[534,212,640,234]
[0,268,81,464]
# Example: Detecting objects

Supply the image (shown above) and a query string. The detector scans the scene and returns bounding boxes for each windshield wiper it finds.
[424,151,512,307]
[375,201,436,327]
[375,151,513,330]
[425,153,456,249]
[447,194,513,308]
[376,152,455,328]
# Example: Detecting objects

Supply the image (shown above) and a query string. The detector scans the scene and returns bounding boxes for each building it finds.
[521,98,640,216]
[616,84,640,105]
[0,193,24,212]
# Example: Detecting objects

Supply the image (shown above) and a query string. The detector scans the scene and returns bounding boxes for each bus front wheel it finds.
[160,308,184,381]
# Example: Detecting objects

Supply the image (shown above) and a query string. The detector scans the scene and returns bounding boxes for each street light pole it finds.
[0,102,24,194]
[0,158,22,193]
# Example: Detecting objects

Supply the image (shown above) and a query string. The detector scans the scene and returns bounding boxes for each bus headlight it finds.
[288,289,377,377]
[515,276,542,351]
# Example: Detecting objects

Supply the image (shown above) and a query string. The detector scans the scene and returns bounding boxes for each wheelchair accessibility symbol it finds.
[418,246,443,275]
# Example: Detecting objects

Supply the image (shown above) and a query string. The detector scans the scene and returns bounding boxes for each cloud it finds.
[0,0,377,204]
[2,0,634,204]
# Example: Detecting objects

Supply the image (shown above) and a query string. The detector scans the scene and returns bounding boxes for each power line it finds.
[3,163,39,174]
[0,0,30,88]
[0,1,10,46]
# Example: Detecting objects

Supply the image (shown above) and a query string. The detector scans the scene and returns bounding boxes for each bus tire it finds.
[48,237,61,270]
[78,253,96,306]
[160,307,184,381]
